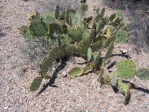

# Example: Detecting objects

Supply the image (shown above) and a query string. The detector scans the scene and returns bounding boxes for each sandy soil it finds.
[0,0,149,112]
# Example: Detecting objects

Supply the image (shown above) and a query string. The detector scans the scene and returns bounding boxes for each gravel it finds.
[0,0,149,112]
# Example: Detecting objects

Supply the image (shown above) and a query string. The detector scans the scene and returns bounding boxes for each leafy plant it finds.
[19,0,148,105]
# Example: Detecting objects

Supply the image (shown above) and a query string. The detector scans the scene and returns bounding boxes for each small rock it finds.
[120,48,128,54]
[4,106,9,109]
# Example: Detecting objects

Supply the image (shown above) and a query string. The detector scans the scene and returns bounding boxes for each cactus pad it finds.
[135,68,149,80]
[68,67,84,78]
[117,60,136,78]
[30,77,43,91]
[116,30,128,43]
[117,80,131,105]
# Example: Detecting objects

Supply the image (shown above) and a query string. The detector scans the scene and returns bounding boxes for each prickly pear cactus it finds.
[135,68,149,80]
[29,18,48,37]
[116,30,128,43]
[30,77,43,91]
[87,47,92,61]
[67,28,84,43]
[68,67,84,78]
[110,73,118,87]
[104,42,114,61]
[39,46,66,76]
[20,0,134,101]
[117,60,136,78]
[19,26,33,39]
[117,80,131,105]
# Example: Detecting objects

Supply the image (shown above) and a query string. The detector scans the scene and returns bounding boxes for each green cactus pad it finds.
[94,51,102,70]
[68,67,84,78]
[19,26,33,39]
[41,12,55,25]
[92,40,102,52]
[29,18,48,37]
[87,47,92,61]
[80,0,87,4]
[96,8,105,18]
[117,80,131,105]
[76,7,81,27]
[84,62,94,72]
[68,28,84,43]
[109,73,118,86]
[76,38,90,57]
[82,30,90,39]
[48,23,62,39]
[55,5,60,19]
[104,42,114,60]
[30,77,43,91]
[68,12,77,25]
[135,68,149,80]
[116,30,128,43]
[117,60,136,78]
[39,46,66,76]
[99,72,111,85]
[104,36,116,48]
[63,34,72,45]
[117,80,131,94]
[109,13,116,21]
[81,4,88,13]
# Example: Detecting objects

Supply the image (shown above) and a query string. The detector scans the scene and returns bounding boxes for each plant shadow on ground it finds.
[36,54,149,103]
[134,86,149,94]
[106,53,149,104]
[0,27,11,38]
[0,28,6,38]
[114,80,149,94]
[102,0,149,53]
[111,80,149,105]
[37,56,69,96]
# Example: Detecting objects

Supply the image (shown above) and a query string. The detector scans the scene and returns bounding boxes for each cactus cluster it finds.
[19,0,148,105]
[20,0,126,81]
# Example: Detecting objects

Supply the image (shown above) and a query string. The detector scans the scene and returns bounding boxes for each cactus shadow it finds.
[111,53,131,59]
[111,80,149,105]
[0,26,11,38]
[122,80,149,94]
[134,86,149,94]
[37,56,69,96]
